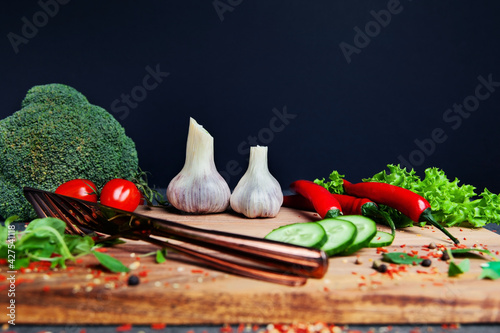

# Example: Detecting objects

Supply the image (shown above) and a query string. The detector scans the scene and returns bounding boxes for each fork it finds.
[24,187,329,286]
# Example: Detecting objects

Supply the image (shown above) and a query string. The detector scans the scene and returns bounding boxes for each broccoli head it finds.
[0,83,139,220]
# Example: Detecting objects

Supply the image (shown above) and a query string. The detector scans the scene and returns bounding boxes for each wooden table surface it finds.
[2,206,500,325]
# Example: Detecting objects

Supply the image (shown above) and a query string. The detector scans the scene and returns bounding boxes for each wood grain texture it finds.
[2,207,500,325]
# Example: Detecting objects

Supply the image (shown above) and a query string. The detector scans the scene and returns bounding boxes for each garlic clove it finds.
[166,117,231,214]
[230,145,283,218]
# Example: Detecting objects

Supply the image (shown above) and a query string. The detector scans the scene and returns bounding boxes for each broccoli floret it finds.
[0,83,139,220]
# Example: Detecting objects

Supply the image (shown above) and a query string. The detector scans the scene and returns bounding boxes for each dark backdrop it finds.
[1,0,500,195]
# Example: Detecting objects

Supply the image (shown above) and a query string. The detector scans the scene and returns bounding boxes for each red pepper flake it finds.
[104,276,120,282]
[323,286,330,292]
[411,250,419,255]
[94,247,108,252]
[116,324,132,332]
[371,280,382,285]
[237,323,245,333]
[76,259,84,264]
[220,324,233,333]
[80,329,87,333]
[433,282,444,286]
[191,269,204,274]
[42,285,50,292]
[138,270,150,277]
[358,282,367,287]
[400,244,406,248]
[151,323,167,330]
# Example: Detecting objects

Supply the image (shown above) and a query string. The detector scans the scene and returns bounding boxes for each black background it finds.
[1,0,499,195]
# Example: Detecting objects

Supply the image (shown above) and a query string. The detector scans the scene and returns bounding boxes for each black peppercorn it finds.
[127,274,140,286]
[421,259,432,267]
[377,264,388,273]
[441,251,450,261]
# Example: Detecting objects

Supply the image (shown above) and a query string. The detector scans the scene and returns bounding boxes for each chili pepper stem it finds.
[420,209,460,245]
[324,209,341,219]
[362,204,396,236]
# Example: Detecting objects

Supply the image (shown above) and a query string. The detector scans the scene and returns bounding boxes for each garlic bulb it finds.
[230,146,283,218]
[166,117,230,214]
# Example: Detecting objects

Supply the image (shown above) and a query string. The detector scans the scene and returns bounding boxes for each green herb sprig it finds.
[0,217,129,273]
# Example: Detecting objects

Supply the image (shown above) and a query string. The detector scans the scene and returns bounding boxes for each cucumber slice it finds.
[368,230,395,247]
[264,222,327,249]
[337,215,377,255]
[316,218,357,256]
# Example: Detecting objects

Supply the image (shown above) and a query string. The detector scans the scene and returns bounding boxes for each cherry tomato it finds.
[100,179,141,212]
[55,179,98,202]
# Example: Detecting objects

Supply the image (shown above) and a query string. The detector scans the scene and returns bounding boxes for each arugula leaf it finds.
[156,249,167,263]
[1,216,129,272]
[92,250,129,273]
[450,248,496,260]
[382,252,424,265]
[24,217,66,236]
[448,258,470,277]
[479,261,500,280]
[64,234,95,255]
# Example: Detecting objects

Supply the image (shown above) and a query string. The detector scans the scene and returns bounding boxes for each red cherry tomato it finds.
[100,179,141,212]
[55,179,98,202]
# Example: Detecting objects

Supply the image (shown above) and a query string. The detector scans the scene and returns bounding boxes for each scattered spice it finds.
[421,259,432,267]
[115,323,133,332]
[151,323,167,330]
[127,274,140,286]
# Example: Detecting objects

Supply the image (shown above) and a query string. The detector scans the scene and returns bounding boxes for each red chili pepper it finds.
[342,180,459,244]
[283,193,396,235]
[289,180,342,218]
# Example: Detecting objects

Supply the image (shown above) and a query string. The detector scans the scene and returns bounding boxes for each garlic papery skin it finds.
[230,146,283,218]
[166,117,231,214]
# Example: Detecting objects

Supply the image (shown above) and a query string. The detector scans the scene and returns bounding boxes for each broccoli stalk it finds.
[0,83,139,220]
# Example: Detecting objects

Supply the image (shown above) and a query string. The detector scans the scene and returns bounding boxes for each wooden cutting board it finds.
[2,206,500,325]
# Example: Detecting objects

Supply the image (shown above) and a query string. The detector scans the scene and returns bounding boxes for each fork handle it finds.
[136,234,308,286]
[145,219,329,279]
